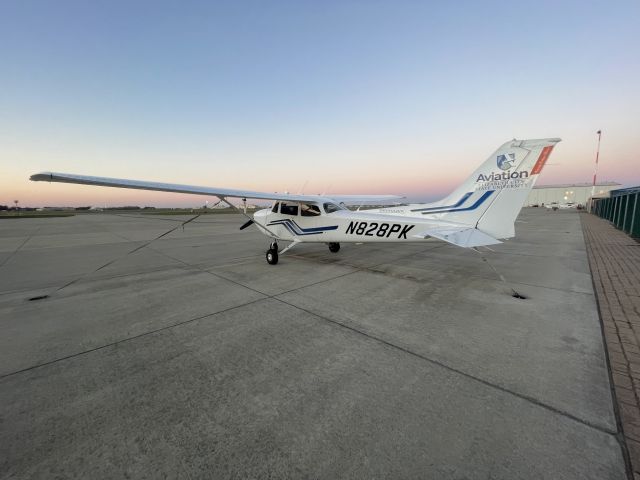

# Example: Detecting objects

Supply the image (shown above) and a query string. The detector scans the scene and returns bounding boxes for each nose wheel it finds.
[328,242,340,253]
[266,242,279,265]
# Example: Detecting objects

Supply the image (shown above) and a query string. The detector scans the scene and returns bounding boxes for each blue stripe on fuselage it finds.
[419,190,495,214]
[411,192,473,212]
[267,219,338,235]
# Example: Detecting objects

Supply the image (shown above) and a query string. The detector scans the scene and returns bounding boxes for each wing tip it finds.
[30,172,52,182]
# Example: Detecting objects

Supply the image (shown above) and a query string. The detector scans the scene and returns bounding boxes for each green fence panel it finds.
[594,189,640,238]
[619,196,628,230]
[623,195,634,234]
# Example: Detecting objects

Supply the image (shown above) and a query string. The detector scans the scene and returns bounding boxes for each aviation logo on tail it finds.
[497,153,515,171]
[477,151,530,191]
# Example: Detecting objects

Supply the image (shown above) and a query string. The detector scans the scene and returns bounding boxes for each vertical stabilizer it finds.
[413,138,561,239]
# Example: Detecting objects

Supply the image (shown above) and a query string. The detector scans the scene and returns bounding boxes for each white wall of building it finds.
[526,183,619,206]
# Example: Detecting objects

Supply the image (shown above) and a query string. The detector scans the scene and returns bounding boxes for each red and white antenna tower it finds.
[591,130,602,199]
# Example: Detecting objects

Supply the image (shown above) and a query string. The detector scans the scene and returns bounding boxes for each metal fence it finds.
[591,186,640,238]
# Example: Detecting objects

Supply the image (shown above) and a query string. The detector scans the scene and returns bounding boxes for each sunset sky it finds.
[1,0,638,207]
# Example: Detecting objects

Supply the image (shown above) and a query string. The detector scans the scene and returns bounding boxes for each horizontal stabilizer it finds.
[413,227,501,248]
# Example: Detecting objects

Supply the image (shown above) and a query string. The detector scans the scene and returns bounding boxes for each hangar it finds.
[526,182,620,207]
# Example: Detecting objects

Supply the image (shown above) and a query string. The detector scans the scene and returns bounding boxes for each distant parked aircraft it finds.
[545,201,576,211]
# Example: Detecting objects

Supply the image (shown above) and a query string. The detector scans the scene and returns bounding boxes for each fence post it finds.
[623,195,632,233]
[631,193,639,237]
[616,195,626,230]
[609,198,615,221]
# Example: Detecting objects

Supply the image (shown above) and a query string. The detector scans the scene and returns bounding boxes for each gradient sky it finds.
[1,0,639,207]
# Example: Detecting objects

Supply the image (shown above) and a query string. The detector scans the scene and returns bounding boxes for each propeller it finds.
[239,219,254,230]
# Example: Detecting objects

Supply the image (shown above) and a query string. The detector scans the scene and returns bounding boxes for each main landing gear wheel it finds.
[328,242,340,253]
[266,242,279,265]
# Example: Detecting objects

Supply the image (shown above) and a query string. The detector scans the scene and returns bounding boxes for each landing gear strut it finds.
[266,242,279,265]
[328,242,340,253]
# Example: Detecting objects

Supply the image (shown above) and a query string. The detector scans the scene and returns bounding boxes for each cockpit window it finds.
[272,202,280,213]
[323,202,343,214]
[280,202,299,216]
[301,204,321,216]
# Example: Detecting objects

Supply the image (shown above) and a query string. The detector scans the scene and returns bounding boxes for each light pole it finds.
[591,130,602,202]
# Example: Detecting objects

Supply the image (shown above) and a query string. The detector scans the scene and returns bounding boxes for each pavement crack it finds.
[273,295,619,438]
[0,296,267,381]
[49,214,202,294]
[0,226,41,269]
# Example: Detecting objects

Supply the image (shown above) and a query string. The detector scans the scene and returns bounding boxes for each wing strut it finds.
[217,196,281,239]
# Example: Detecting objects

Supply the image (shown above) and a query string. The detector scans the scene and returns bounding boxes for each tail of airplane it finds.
[413,138,560,241]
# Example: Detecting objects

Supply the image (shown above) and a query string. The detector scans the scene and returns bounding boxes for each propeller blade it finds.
[239,219,254,230]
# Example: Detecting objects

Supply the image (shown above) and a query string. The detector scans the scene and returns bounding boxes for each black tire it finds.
[328,242,340,253]
[266,248,279,265]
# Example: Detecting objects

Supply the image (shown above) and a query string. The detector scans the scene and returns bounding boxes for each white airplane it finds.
[31,138,560,264]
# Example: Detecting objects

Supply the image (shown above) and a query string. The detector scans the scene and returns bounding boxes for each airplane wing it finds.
[30,172,403,205]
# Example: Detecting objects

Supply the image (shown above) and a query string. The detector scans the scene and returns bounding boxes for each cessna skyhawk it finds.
[31,138,560,264]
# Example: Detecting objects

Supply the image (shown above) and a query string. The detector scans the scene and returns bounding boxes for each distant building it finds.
[526,182,620,206]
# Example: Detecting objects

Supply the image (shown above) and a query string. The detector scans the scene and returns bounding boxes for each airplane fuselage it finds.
[254,208,456,243]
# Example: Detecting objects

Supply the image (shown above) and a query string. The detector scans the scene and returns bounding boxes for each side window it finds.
[271,202,280,213]
[280,202,299,216]
[323,203,341,214]
[301,204,321,216]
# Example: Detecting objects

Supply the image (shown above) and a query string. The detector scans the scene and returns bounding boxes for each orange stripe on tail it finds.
[530,146,554,175]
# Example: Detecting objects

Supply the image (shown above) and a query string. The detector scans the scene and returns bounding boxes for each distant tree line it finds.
[0,205,37,211]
